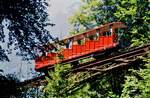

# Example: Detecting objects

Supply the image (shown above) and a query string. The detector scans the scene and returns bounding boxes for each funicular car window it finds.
[103,32,112,36]
[77,39,84,45]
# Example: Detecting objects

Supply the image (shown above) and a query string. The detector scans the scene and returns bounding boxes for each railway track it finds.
[73,44,150,72]
[17,44,150,88]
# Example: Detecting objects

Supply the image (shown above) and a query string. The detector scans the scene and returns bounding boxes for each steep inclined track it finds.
[18,44,150,87]
[73,44,150,72]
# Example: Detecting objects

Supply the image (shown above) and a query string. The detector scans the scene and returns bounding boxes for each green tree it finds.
[114,1,150,97]
[42,64,98,98]
[69,0,117,35]
[0,0,55,61]
[114,0,150,46]
[121,54,150,98]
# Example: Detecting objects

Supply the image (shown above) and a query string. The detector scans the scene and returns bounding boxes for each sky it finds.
[0,0,81,80]
[48,0,80,39]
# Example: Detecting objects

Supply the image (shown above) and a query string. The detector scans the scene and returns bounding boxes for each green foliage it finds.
[0,0,54,60]
[42,64,97,98]
[88,69,127,98]
[114,0,150,46]
[107,92,120,98]
[69,0,117,34]
[114,1,150,97]
[121,54,150,98]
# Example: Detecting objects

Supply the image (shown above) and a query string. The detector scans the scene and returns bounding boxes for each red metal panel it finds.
[62,49,70,59]
[72,45,86,55]
[108,36,113,46]
[103,36,114,47]
[35,59,56,70]
[35,56,43,70]
[62,48,74,59]
[47,52,57,60]
[47,52,56,57]
[80,45,86,53]
[85,41,96,52]
[68,49,73,58]
[62,49,68,59]
[35,52,58,70]
[95,36,104,48]
[72,45,78,55]
[35,62,43,69]
[48,59,57,65]
[72,45,81,55]
[77,45,82,54]
[103,36,109,46]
